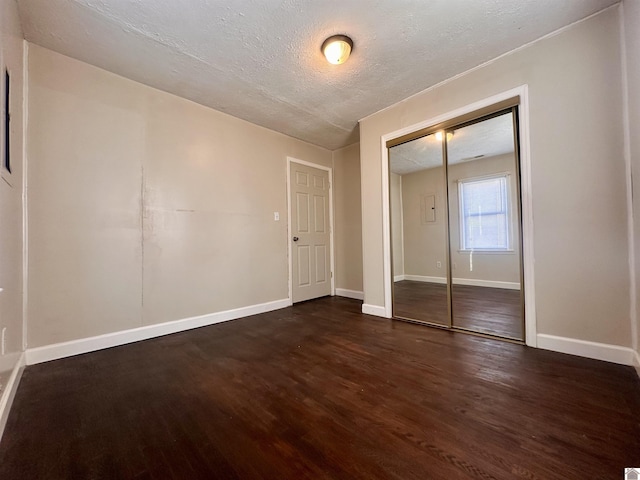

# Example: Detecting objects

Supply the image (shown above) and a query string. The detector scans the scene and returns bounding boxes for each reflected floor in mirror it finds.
[393,280,523,340]
[393,280,449,326]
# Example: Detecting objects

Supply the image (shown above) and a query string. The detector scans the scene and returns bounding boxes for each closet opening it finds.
[387,103,525,343]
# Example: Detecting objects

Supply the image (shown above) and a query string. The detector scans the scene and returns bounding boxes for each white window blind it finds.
[459,174,510,251]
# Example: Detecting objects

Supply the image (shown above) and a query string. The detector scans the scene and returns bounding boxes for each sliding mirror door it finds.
[387,106,524,342]
[445,109,524,340]
[389,133,450,326]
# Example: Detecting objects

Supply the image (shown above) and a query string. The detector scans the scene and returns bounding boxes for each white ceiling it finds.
[390,112,515,175]
[16,0,618,150]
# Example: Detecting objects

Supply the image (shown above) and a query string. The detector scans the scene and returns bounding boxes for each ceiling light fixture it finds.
[435,131,454,142]
[322,35,353,65]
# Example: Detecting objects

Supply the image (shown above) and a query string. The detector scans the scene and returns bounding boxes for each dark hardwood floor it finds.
[1,297,639,479]
[451,284,523,340]
[393,280,523,340]
[393,280,449,326]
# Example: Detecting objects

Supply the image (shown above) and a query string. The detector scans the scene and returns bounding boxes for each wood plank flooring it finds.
[393,280,449,326]
[393,280,523,340]
[451,284,522,340]
[1,297,639,479]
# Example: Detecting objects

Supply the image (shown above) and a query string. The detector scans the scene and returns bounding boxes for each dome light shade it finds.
[322,35,353,65]
[435,131,454,142]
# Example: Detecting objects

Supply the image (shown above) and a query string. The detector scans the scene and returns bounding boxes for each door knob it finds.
[293,236,299,242]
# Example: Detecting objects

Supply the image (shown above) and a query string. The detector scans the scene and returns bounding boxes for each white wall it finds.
[622,0,640,368]
[0,0,24,376]
[360,7,631,347]
[26,44,332,348]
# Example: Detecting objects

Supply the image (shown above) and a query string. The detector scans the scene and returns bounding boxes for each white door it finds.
[290,162,331,303]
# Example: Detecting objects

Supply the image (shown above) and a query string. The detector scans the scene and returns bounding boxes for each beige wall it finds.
[360,7,631,346]
[623,0,640,363]
[389,173,404,278]
[333,143,363,293]
[27,44,332,348]
[0,0,24,374]
[398,167,446,279]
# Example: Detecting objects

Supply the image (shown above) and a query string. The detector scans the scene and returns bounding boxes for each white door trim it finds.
[380,85,537,347]
[286,157,335,304]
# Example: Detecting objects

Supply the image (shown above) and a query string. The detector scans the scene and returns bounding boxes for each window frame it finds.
[457,172,513,253]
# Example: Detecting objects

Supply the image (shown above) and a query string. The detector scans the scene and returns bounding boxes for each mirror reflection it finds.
[389,109,524,341]
[389,133,449,326]
[446,112,523,340]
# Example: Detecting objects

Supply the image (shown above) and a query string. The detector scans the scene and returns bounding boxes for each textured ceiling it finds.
[17,0,618,150]
[390,112,514,175]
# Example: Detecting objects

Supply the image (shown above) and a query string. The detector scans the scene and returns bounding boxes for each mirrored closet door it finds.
[389,132,450,327]
[388,106,524,342]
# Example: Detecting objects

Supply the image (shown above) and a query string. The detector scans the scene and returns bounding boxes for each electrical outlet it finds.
[436,261,442,268]
[274,212,280,221]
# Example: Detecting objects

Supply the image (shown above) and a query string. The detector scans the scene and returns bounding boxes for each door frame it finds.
[380,85,537,347]
[286,157,335,305]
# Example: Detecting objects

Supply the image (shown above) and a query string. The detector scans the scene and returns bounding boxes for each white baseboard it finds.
[399,275,519,290]
[634,350,640,377]
[0,352,25,443]
[453,278,520,290]
[404,275,447,284]
[537,334,636,366]
[394,275,405,282]
[362,304,388,318]
[335,289,364,301]
[26,298,291,365]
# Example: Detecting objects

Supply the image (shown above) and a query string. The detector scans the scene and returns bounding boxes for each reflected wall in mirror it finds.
[389,133,450,326]
[387,106,525,342]
[446,111,524,340]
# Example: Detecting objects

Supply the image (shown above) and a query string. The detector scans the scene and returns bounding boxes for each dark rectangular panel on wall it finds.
[4,69,9,174]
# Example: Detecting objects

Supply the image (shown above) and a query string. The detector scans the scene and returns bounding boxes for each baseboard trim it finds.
[335,289,364,301]
[404,275,447,284]
[0,352,25,443]
[26,298,291,365]
[394,275,405,282]
[362,304,388,318]
[400,275,519,290]
[453,278,520,290]
[634,350,640,377]
[537,334,636,366]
